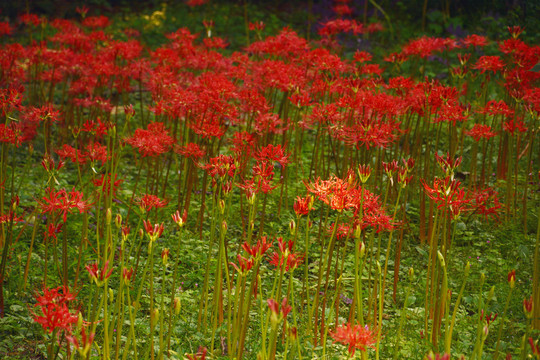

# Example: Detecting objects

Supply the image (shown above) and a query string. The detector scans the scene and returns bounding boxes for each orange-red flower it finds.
[331,322,376,357]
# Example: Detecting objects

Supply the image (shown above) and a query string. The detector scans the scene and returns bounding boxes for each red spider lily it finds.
[39,187,92,222]
[175,142,206,160]
[469,187,502,221]
[523,296,533,318]
[357,164,372,183]
[136,194,168,212]
[529,338,540,358]
[318,19,366,37]
[0,21,12,36]
[172,209,187,228]
[253,112,288,135]
[268,238,303,272]
[503,119,528,135]
[435,152,463,177]
[56,144,86,164]
[84,142,108,165]
[508,26,524,39]
[230,254,254,275]
[425,352,450,360]
[333,3,353,16]
[82,15,110,29]
[462,34,488,48]
[294,195,314,216]
[248,21,265,32]
[125,122,175,157]
[478,100,514,117]
[92,174,124,197]
[185,346,208,360]
[86,261,113,285]
[508,270,516,288]
[383,160,399,185]
[0,123,23,147]
[474,56,505,73]
[143,220,165,242]
[67,327,94,357]
[19,13,44,27]
[267,298,292,318]
[22,103,61,123]
[122,267,134,283]
[422,177,470,218]
[201,155,236,179]
[32,285,78,334]
[331,322,376,357]
[242,236,273,260]
[45,222,64,240]
[466,124,497,141]
[161,248,170,265]
[401,36,452,59]
[238,160,279,195]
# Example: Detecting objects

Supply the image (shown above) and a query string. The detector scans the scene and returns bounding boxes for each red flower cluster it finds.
[39,187,93,222]
[32,286,78,334]
[136,194,169,212]
[331,322,376,357]
[125,122,175,157]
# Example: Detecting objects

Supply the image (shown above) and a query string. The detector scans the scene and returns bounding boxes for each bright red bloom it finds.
[175,142,206,160]
[86,261,113,284]
[469,187,502,221]
[32,286,78,334]
[136,194,168,212]
[268,237,303,271]
[186,0,208,6]
[242,236,273,260]
[0,21,12,36]
[434,152,462,176]
[39,188,92,222]
[503,119,528,135]
[143,220,165,241]
[267,298,292,319]
[462,34,488,48]
[125,122,175,157]
[185,346,208,360]
[201,155,236,179]
[294,195,314,216]
[331,322,376,357]
[466,124,497,141]
[82,15,110,28]
[422,177,470,218]
[474,56,505,73]
[230,254,254,275]
[92,174,124,196]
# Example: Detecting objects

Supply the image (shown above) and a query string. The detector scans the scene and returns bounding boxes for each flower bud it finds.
[507,270,516,289]
[221,220,227,233]
[359,241,365,258]
[109,288,114,302]
[151,308,159,328]
[408,267,414,281]
[77,312,84,330]
[289,219,296,235]
[219,199,225,214]
[115,214,122,228]
[106,208,112,225]
[161,248,170,266]
[174,297,181,315]
[464,261,470,276]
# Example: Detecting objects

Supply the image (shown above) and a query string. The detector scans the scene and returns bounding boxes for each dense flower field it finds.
[0,4,539,360]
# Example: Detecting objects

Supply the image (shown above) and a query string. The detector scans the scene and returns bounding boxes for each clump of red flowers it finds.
[32,285,78,334]
[331,322,376,357]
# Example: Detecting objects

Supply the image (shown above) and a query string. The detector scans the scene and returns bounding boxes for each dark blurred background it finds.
[1,0,538,41]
